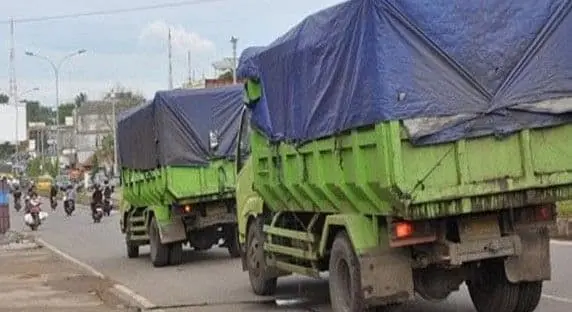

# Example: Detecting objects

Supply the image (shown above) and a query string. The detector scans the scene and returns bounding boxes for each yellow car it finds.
[36,175,54,195]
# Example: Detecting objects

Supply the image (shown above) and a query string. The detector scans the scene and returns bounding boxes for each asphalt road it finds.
[8,200,572,312]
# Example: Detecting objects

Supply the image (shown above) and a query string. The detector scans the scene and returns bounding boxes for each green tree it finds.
[25,100,55,124]
[26,157,42,177]
[217,70,233,80]
[0,93,9,104]
[0,142,15,159]
[57,103,76,124]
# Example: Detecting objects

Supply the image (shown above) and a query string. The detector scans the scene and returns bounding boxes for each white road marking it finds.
[36,238,164,311]
[550,239,572,246]
[542,294,572,304]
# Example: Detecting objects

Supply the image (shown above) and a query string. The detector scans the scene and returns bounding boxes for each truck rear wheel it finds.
[168,242,183,265]
[247,218,277,296]
[467,261,520,312]
[514,281,543,312]
[149,216,170,267]
[329,231,365,312]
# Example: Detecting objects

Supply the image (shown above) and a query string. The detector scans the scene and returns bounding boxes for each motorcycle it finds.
[63,194,74,216]
[92,203,104,223]
[24,201,47,231]
[24,195,31,212]
[50,196,57,211]
[103,198,113,216]
[13,197,21,212]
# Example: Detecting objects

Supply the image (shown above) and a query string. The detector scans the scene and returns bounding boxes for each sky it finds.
[0,0,342,108]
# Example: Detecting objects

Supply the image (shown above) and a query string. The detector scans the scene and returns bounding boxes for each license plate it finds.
[459,215,500,241]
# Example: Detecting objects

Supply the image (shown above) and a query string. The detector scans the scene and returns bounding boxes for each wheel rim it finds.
[335,257,352,308]
[248,236,262,278]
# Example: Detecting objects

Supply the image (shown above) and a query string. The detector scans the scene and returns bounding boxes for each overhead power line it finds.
[1,0,229,24]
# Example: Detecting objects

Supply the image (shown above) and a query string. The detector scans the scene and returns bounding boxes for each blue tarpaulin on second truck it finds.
[238,0,572,145]
[117,85,244,170]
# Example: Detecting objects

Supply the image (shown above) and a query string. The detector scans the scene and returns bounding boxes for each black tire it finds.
[148,216,170,267]
[467,262,520,312]
[246,217,277,296]
[514,281,543,312]
[169,242,184,265]
[329,231,366,312]
[126,240,140,258]
[225,224,241,258]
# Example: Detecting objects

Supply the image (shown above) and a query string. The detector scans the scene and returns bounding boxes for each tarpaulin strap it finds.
[380,0,491,100]
[491,0,572,111]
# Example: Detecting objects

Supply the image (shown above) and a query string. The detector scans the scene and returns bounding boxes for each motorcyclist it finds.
[91,184,103,215]
[25,193,40,213]
[103,180,112,209]
[64,184,76,211]
[27,181,37,198]
[13,184,22,202]
[49,183,58,208]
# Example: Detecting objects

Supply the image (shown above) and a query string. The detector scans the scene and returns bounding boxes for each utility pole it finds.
[187,50,192,84]
[168,28,173,89]
[111,98,118,176]
[230,36,238,84]
[9,19,19,159]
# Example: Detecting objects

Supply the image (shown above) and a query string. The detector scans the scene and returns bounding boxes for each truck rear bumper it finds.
[441,234,521,266]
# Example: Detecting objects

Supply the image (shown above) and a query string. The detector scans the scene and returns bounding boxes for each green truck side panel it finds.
[236,158,386,255]
[250,121,572,219]
[236,157,264,245]
[121,159,237,209]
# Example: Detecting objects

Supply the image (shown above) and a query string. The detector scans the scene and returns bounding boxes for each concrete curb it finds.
[36,238,164,312]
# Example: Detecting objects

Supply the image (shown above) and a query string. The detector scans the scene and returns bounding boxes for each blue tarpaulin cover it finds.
[238,0,572,145]
[117,85,244,170]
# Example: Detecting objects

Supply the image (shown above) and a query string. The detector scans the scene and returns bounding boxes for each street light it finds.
[25,49,86,158]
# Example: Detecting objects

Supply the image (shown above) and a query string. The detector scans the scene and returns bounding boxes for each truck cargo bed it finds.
[122,159,236,207]
[251,121,572,219]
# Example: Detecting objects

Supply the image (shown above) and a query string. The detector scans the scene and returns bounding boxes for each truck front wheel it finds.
[126,240,139,258]
[246,218,277,296]
[467,261,520,312]
[149,216,170,267]
[329,231,365,312]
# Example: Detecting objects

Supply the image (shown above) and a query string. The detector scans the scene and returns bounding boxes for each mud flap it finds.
[157,216,187,244]
[504,227,551,283]
[359,247,414,306]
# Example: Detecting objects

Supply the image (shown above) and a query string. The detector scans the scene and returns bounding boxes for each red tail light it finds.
[394,221,414,239]
[534,204,554,221]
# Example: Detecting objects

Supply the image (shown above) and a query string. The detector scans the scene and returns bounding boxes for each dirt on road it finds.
[0,237,139,312]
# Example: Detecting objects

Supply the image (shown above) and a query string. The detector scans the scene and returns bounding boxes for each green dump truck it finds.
[118,86,244,267]
[234,1,572,311]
